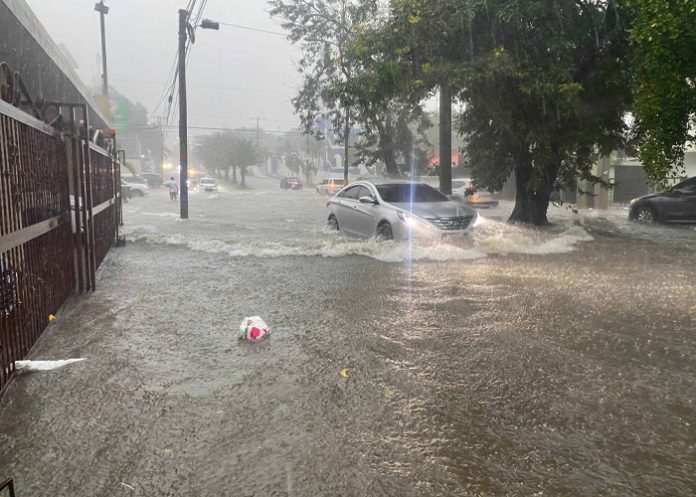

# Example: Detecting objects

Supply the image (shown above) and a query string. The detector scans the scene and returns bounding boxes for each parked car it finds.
[280,177,304,190]
[629,176,696,223]
[121,179,149,197]
[452,178,499,208]
[121,173,148,186]
[198,177,218,192]
[139,172,163,188]
[317,178,345,196]
[120,180,133,200]
[327,180,478,241]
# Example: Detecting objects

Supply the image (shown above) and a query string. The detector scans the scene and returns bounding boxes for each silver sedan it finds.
[326,180,478,240]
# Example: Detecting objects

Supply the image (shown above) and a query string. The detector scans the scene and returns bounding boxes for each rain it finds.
[0,0,695,496]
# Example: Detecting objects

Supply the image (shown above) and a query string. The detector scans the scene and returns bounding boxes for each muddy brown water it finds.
[1,177,694,496]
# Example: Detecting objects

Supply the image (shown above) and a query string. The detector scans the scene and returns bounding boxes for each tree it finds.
[195,132,264,186]
[460,0,632,224]
[269,0,379,185]
[625,0,696,186]
[364,0,473,191]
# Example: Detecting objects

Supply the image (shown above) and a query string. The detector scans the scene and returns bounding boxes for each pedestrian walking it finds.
[163,176,178,201]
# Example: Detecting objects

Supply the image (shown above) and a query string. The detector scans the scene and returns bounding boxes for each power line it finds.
[217,21,287,37]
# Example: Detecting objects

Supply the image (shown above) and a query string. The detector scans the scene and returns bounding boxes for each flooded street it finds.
[1,175,695,496]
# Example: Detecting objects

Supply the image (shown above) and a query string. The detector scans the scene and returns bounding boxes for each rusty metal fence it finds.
[0,99,121,392]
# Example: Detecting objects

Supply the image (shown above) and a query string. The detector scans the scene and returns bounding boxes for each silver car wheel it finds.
[636,206,655,223]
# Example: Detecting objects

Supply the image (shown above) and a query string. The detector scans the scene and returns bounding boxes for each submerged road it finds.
[1,175,695,496]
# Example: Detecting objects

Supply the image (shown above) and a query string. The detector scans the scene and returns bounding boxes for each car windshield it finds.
[200,179,214,184]
[377,183,449,203]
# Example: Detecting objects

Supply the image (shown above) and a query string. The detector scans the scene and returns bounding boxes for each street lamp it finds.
[178,10,219,219]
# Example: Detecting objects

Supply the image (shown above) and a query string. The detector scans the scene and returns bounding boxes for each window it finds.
[376,184,449,203]
[338,186,362,200]
[355,186,372,199]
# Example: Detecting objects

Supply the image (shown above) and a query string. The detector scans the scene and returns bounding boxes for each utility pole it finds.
[178,8,189,219]
[94,1,109,95]
[439,83,452,195]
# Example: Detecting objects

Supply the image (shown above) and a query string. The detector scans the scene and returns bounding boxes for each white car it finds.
[316,178,345,196]
[198,178,218,192]
[327,180,478,241]
[452,178,499,208]
[121,179,149,198]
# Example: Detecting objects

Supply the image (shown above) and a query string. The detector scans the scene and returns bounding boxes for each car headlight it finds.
[630,198,637,205]
[397,211,430,229]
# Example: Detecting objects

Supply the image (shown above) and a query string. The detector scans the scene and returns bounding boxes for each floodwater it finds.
[1,175,694,496]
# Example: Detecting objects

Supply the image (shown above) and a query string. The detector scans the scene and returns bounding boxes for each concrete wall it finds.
[0,0,108,128]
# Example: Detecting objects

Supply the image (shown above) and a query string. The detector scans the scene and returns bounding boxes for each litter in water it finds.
[239,316,271,342]
[48,314,56,321]
[15,359,85,371]
[339,369,350,378]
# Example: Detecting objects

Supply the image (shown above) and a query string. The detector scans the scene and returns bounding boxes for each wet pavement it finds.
[1,175,695,496]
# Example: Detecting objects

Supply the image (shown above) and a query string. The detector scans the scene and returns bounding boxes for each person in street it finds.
[163,176,178,201]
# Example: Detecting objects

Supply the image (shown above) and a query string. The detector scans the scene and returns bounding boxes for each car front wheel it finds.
[376,222,393,241]
[327,215,339,231]
[635,205,656,223]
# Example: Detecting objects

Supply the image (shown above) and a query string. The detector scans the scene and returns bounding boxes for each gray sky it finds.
[24,0,302,136]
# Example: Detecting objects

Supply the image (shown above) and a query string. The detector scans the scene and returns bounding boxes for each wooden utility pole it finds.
[178,8,189,219]
[439,84,452,195]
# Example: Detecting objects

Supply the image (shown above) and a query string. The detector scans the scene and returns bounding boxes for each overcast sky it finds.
[24,0,302,137]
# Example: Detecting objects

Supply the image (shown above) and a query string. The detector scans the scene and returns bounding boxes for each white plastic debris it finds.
[15,359,85,371]
[239,316,271,342]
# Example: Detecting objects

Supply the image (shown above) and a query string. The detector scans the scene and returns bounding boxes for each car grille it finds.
[430,216,474,231]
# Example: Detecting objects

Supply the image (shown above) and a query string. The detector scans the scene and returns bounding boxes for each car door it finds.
[676,179,696,221]
[333,186,362,234]
[350,186,380,238]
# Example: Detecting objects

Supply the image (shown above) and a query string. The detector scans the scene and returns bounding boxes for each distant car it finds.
[316,178,345,196]
[139,172,163,188]
[629,176,696,223]
[327,180,478,241]
[280,177,304,190]
[121,179,149,198]
[452,178,499,208]
[198,177,218,192]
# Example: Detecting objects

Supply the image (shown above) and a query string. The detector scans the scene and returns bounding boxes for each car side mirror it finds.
[359,196,376,204]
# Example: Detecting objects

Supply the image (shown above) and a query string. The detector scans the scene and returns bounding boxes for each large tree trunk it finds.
[508,164,555,225]
[377,115,400,178]
[439,84,452,194]
[240,166,247,186]
[232,165,238,184]
[224,167,230,180]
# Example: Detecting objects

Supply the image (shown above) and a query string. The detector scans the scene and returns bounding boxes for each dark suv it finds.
[629,177,696,223]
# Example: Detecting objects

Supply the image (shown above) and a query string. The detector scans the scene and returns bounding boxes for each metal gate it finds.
[0,99,121,392]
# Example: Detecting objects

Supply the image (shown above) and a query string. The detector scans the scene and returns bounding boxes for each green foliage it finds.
[379,0,632,223]
[625,0,696,186]
[269,0,379,137]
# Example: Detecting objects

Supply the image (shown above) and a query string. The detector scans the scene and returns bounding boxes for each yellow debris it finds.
[339,369,350,378]
[48,314,56,321]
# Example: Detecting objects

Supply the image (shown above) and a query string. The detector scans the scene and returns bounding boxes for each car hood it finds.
[391,201,476,219]
[633,193,659,203]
